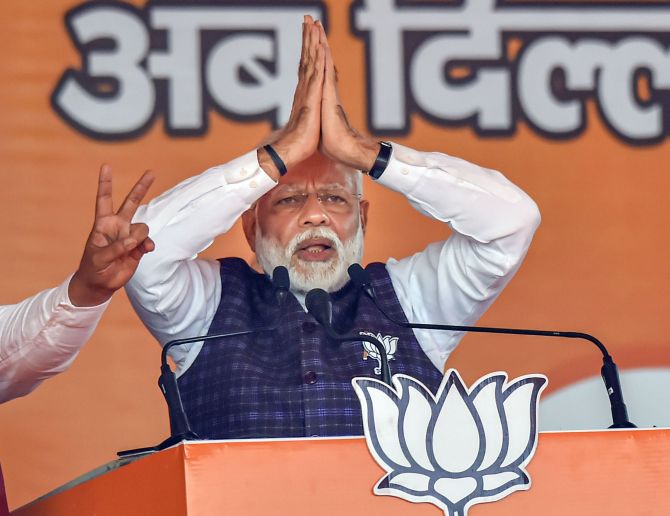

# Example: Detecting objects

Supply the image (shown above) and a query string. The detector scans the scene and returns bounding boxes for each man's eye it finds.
[277,196,300,205]
[323,194,346,204]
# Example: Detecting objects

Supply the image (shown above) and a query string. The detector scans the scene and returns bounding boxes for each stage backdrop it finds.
[1,0,669,509]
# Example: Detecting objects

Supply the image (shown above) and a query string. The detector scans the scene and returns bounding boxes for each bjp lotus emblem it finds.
[352,370,547,516]
[359,331,398,375]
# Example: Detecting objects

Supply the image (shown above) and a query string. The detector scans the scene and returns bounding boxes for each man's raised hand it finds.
[317,21,379,172]
[68,165,155,307]
[259,15,325,179]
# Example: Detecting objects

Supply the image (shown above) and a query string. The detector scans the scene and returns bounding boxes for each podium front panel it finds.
[13,429,670,515]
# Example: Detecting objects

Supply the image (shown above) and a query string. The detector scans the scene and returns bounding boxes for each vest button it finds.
[302,322,317,334]
[303,371,318,385]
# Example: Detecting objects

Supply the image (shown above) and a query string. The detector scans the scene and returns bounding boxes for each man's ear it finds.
[359,199,370,234]
[241,208,257,252]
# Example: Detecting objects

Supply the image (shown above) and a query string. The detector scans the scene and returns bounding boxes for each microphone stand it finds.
[117,267,291,457]
[348,264,636,429]
[323,330,393,387]
[305,288,392,386]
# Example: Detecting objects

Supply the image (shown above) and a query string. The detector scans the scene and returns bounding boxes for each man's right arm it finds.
[126,151,276,370]
[127,16,326,372]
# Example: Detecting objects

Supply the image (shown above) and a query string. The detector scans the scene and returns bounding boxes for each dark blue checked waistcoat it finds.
[177,258,444,439]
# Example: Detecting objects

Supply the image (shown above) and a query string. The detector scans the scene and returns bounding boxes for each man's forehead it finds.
[275,155,357,191]
[275,181,351,192]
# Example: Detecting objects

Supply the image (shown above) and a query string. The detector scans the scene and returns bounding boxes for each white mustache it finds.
[255,223,364,294]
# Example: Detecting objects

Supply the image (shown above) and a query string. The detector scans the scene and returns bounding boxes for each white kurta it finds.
[126,142,540,375]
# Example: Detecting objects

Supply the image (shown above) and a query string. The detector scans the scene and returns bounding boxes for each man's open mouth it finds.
[295,238,336,261]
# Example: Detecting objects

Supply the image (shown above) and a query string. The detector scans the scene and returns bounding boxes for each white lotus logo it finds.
[359,331,397,375]
[352,370,547,516]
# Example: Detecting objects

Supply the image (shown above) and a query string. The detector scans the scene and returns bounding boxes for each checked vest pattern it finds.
[177,258,444,439]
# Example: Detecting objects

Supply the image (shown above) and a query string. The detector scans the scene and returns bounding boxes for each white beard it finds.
[255,225,364,294]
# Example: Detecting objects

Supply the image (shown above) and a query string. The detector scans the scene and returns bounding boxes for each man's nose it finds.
[298,193,329,227]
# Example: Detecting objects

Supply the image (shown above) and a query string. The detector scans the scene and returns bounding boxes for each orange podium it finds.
[13,429,670,515]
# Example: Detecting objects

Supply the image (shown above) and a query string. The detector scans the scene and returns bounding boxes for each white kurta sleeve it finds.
[380,142,541,370]
[125,149,277,372]
[0,276,109,403]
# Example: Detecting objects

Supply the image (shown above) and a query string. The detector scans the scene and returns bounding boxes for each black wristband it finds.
[263,144,288,176]
[366,141,392,180]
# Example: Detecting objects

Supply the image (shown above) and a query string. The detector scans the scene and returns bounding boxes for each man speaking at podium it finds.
[126,18,540,439]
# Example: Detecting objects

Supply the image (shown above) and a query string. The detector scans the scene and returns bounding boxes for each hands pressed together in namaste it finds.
[257,15,381,181]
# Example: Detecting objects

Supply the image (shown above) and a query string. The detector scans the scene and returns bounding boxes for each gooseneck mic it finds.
[119,267,292,457]
[272,265,290,305]
[159,266,291,367]
[348,264,636,429]
[160,266,290,438]
[304,288,333,326]
[305,288,392,386]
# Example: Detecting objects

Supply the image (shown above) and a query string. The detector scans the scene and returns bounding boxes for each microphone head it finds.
[347,264,369,287]
[305,288,332,327]
[347,263,375,299]
[272,266,290,291]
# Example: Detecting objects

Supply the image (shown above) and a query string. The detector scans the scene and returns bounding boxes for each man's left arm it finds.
[317,22,539,370]
[377,142,540,370]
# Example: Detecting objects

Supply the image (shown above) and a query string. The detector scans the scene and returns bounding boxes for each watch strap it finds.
[367,141,392,180]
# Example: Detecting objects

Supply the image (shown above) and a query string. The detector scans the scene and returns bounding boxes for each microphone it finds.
[304,288,332,326]
[305,288,392,386]
[119,266,291,457]
[348,264,636,429]
[159,265,291,363]
[273,264,290,306]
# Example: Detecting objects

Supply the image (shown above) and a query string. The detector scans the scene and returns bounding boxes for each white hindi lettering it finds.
[352,0,670,144]
[52,2,323,139]
[52,1,670,144]
[518,37,670,140]
[53,5,155,136]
